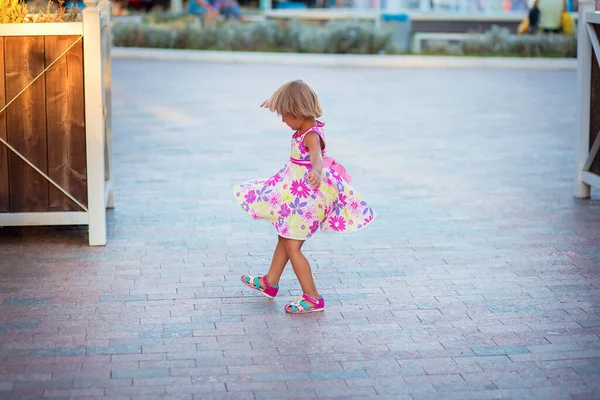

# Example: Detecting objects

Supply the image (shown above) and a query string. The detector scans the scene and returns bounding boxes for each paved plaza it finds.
[1,60,599,399]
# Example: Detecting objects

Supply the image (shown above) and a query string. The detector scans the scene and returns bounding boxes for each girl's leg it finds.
[265,235,288,287]
[283,238,320,308]
[250,235,288,290]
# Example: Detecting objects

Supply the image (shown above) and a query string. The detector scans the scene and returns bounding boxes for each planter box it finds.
[0,30,86,213]
[0,2,113,245]
[576,4,600,197]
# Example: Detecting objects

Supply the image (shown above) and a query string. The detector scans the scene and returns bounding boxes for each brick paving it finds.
[1,60,599,400]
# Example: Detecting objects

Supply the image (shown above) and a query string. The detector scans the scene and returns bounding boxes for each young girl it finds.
[233,80,376,314]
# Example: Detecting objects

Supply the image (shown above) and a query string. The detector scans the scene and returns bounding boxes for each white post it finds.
[83,0,107,245]
[171,0,183,13]
[102,0,115,209]
[260,0,272,12]
[373,0,382,27]
[576,0,595,199]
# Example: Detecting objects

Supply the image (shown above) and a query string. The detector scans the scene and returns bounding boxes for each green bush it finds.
[112,20,576,58]
[111,19,392,54]
[461,26,577,58]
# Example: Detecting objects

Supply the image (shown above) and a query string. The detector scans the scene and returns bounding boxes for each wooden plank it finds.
[0,38,9,212]
[45,35,87,211]
[590,24,600,176]
[5,36,48,212]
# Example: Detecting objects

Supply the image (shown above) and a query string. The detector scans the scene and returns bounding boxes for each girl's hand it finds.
[260,99,270,108]
[307,169,321,189]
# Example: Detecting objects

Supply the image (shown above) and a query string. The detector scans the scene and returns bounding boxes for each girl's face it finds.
[281,113,305,131]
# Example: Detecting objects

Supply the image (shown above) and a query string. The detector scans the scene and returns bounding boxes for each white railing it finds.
[261,0,538,13]
[0,0,114,246]
[576,0,600,198]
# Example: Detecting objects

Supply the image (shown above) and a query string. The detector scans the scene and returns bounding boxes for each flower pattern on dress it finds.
[233,121,376,239]
[290,180,310,199]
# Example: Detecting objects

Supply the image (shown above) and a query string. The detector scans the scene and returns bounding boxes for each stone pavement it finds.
[1,61,599,400]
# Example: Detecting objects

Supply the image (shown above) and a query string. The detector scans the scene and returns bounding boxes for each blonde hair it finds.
[268,80,323,119]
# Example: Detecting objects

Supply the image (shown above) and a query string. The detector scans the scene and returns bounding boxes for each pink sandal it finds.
[241,274,279,298]
[285,293,324,314]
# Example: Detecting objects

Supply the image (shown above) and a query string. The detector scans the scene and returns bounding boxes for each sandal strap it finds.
[302,293,322,305]
[288,298,309,312]
[287,297,312,312]
[262,275,273,290]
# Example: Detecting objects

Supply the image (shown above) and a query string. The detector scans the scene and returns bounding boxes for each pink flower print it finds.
[325,177,334,186]
[268,194,281,207]
[279,203,291,218]
[290,180,310,199]
[338,193,348,207]
[350,201,359,211]
[281,226,289,236]
[266,173,281,187]
[310,220,320,234]
[349,219,354,226]
[329,216,346,232]
[251,211,260,220]
[244,190,256,204]
[364,215,374,225]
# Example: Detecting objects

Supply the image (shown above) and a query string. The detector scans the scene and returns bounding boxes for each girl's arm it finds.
[304,132,323,188]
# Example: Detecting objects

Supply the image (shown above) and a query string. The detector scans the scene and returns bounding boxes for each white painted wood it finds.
[412,32,480,53]
[586,11,600,24]
[104,180,112,208]
[0,212,88,226]
[103,1,114,210]
[0,22,82,37]
[83,6,107,246]
[583,129,600,171]
[583,171,600,188]
[408,11,578,22]
[576,1,596,198]
[586,22,600,66]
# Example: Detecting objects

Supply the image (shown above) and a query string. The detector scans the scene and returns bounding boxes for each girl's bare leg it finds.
[254,235,288,289]
[283,238,320,308]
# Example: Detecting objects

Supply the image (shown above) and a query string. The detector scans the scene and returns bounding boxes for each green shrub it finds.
[112,19,392,54]
[461,26,577,58]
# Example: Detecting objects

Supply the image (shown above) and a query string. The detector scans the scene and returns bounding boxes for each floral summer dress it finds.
[233,121,376,240]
